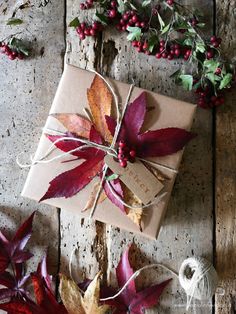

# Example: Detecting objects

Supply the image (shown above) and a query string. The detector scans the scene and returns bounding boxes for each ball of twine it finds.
[179,257,218,308]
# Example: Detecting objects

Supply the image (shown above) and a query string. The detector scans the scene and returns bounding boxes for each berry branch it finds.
[69,0,235,109]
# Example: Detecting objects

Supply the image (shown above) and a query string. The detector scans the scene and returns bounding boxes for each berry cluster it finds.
[194,84,224,109]
[0,42,24,60]
[116,10,147,32]
[117,140,136,168]
[71,0,234,109]
[76,21,103,40]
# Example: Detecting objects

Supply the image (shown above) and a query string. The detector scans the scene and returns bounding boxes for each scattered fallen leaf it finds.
[60,273,110,314]
[103,246,172,314]
[87,75,113,143]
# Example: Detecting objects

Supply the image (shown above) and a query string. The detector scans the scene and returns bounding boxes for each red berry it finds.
[90,28,96,36]
[160,40,165,47]
[190,18,198,26]
[111,1,117,8]
[135,22,141,27]
[140,21,146,28]
[109,9,117,18]
[120,19,125,25]
[92,22,100,30]
[8,53,16,60]
[80,33,85,40]
[167,0,174,5]
[145,50,150,55]
[129,150,136,158]
[156,53,162,59]
[123,14,129,21]
[215,68,221,75]
[168,54,174,60]
[162,52,167,58]
[132,40,138,47]
[142,42,148,50]
[80,3,85,10]
[136,46,142,53]
[132,15,138,23]
[206,50,214,59]
[87,0,93,4]
[119,141,126,148]
[80,22,86,29]
[174,48,180,56]
[120,160,127,168]
[17,53,24,60]
[210,36,217,43]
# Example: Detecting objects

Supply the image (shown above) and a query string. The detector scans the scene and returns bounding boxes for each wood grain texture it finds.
[0,0,65,275]
[215,1,236,313]
[59,0,108,281]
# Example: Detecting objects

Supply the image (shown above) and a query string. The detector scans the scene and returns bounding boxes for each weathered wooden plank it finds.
[0,0,65,275]
[59,1,108,280]
[215,1,236,313]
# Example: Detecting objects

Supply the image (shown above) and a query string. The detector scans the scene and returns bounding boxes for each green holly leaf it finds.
[179,74,193,91]
[148,34,158,52]
[9,37,30,56]
[69,17,80,28]
[196,23,205,28]
[117,0,127,13]
[106,173,119,181]
[183,38,193,47]
[157,13,165,30]
[161,23,170,35]
[142,0,151,7]
[196,41,206,53]
[204,60,220,73]
[95,12,109,25]
[219,73,233,89]
[127,26,142,41]
[7,18,23,26]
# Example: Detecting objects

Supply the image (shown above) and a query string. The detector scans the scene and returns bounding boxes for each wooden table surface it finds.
[0,0,235,313]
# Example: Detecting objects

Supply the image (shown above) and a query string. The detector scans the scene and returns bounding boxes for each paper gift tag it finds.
[104,155,164,205]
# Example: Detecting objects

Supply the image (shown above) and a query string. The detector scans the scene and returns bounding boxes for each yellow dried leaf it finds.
[52,113,92,138]
[82,273,110,314]
[123,184,143,229]
[59,274,84,314]
[59,273,110,314]
[87,75,113,143]
[82,182,107,212]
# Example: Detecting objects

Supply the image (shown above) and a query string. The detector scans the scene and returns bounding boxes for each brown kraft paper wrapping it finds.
[21,64,197,239]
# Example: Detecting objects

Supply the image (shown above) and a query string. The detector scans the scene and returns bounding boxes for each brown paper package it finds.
[22,64,196,239]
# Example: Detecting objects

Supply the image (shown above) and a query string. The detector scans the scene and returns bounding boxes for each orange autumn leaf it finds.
[52,114,92,138]
[87,75,113,143]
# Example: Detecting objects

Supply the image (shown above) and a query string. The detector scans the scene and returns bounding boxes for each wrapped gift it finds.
[22,64,196,239]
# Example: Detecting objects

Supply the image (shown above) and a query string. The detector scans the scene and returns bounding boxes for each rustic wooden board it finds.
[215,1,236,313]
[1,0,235,313]
[0,0,65,275]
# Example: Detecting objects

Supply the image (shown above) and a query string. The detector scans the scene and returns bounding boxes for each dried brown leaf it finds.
[87,75,113,143]
[82,182,107,212]
[59,274,84,314]
[123,184,143,229]
[59,273,110,314]
[52,114,92,138]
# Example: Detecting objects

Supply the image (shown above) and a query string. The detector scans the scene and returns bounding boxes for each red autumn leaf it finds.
[0,300,36,314]
[0,212,35,274]
[40,157,104,201]
[116,91,195,157]
[137,128,196,157]
[102,171,126,213]
[41,126,105,201]
[105,115,116,137]
[103,246,171,314]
